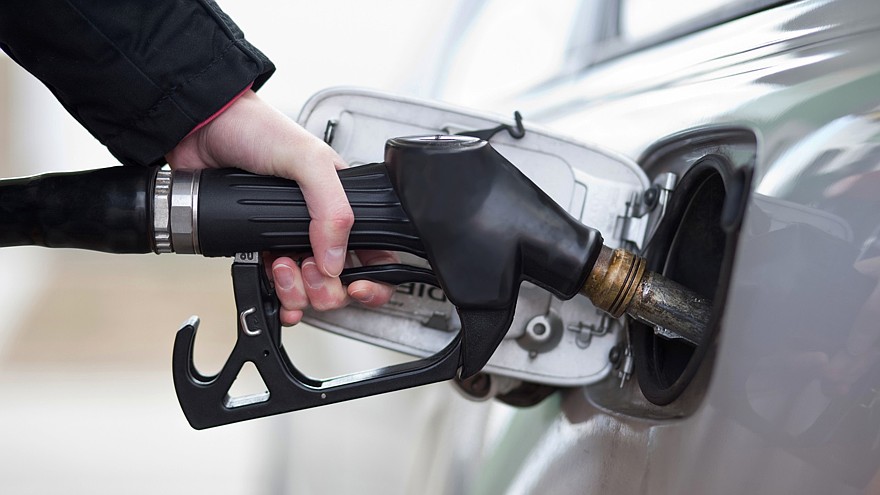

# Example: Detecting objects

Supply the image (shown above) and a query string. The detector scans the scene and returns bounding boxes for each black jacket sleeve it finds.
[0,0,275,167]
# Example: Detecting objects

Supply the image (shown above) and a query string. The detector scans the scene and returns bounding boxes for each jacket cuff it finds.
[184,82,254,139]
[107,39,274,167]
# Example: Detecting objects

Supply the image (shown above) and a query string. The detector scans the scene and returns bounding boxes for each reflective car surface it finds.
[422,0,880,492]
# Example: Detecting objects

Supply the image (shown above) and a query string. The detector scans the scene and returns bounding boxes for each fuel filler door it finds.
[298,88,661,389]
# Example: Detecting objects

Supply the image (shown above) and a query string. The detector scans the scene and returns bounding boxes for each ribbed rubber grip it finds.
[197,163,425,257]
[0,166,155,253]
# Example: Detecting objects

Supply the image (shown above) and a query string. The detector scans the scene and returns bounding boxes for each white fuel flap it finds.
[298,88,650,386]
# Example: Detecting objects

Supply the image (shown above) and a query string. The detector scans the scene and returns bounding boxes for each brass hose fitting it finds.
[582,247,647,318]
[581,246,713,345]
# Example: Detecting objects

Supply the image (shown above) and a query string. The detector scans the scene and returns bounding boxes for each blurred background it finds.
[0,1,585,493]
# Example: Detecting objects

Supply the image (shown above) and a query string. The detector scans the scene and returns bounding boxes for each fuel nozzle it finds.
[581,246,712,345]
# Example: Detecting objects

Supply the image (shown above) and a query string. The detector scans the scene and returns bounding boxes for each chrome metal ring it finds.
[170,169,202,254]
[152,167,172,254]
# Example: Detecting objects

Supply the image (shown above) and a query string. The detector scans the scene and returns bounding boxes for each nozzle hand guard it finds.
[173,253,462,430]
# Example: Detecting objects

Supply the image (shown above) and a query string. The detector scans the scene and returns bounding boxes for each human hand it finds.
[166,90,396,325]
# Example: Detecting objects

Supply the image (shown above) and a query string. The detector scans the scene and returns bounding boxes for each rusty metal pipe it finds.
[581,246,712,345]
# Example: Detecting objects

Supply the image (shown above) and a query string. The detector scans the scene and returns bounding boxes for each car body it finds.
[405,0,880,492]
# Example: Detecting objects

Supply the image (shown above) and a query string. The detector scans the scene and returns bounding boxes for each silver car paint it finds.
[455,0,880,493]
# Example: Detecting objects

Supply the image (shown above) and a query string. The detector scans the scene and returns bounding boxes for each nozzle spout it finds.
[581,246,712,345]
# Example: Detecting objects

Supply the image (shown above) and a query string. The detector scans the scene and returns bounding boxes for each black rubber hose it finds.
[0,166,156,253]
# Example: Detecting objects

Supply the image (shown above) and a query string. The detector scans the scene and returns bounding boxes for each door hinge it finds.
[613,172,677,251]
